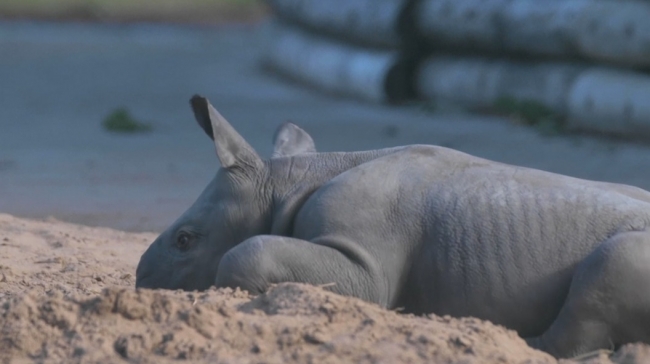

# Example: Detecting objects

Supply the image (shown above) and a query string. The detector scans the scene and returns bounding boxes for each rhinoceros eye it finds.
[176,232,192,251]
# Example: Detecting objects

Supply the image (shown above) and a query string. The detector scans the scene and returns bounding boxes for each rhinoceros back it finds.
[415,162,650,335]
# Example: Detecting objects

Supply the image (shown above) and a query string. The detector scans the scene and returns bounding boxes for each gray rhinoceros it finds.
[136,95,650,358]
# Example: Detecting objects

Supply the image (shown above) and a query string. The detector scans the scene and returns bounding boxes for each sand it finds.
[0,213,649,364]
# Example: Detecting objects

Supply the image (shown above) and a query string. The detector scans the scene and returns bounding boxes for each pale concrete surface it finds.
[1,21,649,232]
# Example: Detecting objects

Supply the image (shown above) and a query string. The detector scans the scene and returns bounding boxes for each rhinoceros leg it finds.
[214,235,388,306]
[526,230,650,358]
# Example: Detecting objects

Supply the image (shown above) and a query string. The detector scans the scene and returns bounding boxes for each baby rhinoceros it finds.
[136,95,650,358]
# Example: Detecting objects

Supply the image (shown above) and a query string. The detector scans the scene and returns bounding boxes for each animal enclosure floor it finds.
[2,213,649,363]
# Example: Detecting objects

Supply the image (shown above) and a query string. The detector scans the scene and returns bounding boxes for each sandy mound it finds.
[0,214,648,363]
[2,283,551,364]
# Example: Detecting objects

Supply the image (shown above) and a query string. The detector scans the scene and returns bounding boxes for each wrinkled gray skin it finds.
[137,95,650,358]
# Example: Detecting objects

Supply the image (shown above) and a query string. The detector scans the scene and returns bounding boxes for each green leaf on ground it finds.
[491,96,566,136]
[102,108,152,133]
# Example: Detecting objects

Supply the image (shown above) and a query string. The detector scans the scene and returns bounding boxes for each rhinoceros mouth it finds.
[135,258,158,289]
[134,272,155,289]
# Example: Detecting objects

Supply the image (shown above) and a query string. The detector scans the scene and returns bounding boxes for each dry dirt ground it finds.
[1,213,650,364]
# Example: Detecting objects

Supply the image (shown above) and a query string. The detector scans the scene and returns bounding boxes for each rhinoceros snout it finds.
[135,267,153,289]
[135,241,161,289]
[135,260,154,289]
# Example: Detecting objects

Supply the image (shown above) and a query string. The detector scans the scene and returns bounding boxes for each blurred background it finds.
[1,0,650,232]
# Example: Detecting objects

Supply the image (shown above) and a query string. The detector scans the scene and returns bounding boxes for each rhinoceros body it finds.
[136,96,650,358]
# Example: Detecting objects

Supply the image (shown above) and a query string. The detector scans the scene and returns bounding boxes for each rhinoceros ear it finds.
[190,95,263,169]
[272,122,317,158]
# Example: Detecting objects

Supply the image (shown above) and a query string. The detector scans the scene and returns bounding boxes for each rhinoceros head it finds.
[135,95,315,291]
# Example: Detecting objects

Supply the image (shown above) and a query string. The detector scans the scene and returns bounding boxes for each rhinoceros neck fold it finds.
[269,147,407,236]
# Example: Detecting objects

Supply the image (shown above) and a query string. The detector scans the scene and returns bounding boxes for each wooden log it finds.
[412,0,510,54]
[417,55,650,138]
[262,22,407,103]
[416,56,585,114]
[567,68,650,137]
[266,0,406,49]
[414,0,650,68]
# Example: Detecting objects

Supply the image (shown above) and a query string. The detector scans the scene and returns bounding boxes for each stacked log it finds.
[263,0,410,103]
[414,0,650,67]
[416,57,585,115]
[267,0,403,48]
[263,23,403,103]
[264,0,650,139]
[567,68,650,136]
